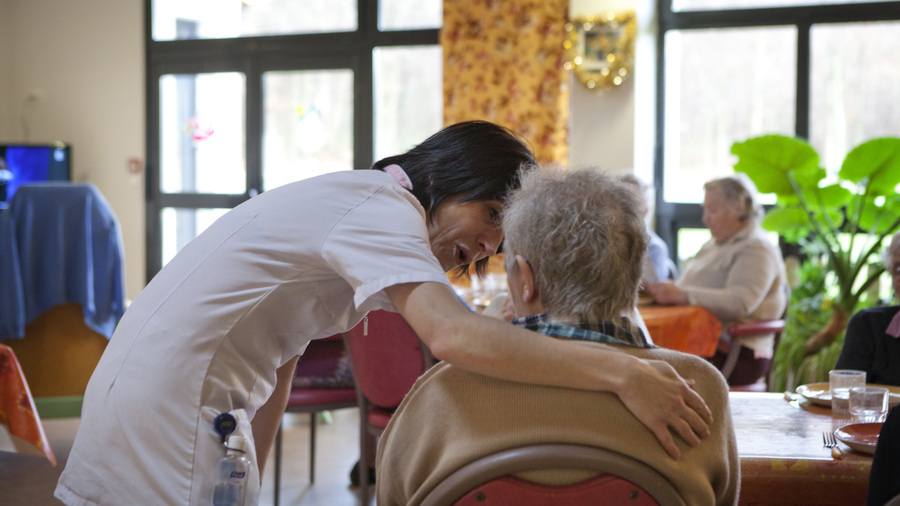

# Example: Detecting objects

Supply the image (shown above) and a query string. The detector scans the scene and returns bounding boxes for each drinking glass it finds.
[830,369,866,418]
[849,386,889,424]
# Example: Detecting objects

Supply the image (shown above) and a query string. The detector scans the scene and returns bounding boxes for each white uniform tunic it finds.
[55,170,451,505]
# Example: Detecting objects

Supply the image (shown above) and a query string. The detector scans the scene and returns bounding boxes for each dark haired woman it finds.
[57,121,711,505]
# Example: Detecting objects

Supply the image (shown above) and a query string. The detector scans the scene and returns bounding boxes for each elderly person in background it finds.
[836,230,900,386]
[619,173,674,285]
[377,167,739,506]
[648,176,787,386]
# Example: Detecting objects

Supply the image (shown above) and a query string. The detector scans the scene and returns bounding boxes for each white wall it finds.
[568,0,653,180]
[0,1,12,141]
[2,0,145,300]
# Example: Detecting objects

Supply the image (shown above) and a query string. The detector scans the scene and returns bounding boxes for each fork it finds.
[823,431,844,459]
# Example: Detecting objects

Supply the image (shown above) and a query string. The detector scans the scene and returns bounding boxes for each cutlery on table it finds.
[823,431,844,459]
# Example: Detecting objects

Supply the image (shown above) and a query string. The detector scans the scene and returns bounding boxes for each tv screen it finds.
[0,143,71,206]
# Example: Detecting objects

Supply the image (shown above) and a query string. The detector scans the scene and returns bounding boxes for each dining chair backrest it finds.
[273,334,357,505]
[343,309,434,409]
[723,285,790,391]
[419,444,684,506]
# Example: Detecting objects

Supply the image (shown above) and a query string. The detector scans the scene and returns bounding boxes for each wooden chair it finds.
[343,310,435,501]
[419,444,684,506]
[272,334,357,506]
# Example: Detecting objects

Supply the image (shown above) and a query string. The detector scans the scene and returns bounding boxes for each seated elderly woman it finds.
[835,230,900,386]
[376,167,739,506]
[648,176,788,386]
[618,173,674,285]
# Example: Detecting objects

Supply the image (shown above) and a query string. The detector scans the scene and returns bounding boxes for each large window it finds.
[145,1,442,278]
[655,0,900,265]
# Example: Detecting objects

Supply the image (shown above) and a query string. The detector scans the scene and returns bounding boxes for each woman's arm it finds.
[386,281,712,460]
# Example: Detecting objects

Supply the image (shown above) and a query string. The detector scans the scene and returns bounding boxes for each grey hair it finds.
[503,166,648,320]
[883,230,900,271]
[703,175,763,225]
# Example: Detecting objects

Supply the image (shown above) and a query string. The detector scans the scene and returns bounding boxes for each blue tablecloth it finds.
[0,183,125,340]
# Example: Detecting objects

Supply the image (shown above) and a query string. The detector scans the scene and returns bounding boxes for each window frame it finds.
[144,1,439,280]
[653,0,900,261]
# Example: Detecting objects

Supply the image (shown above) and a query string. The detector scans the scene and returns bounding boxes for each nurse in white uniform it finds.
[56,121,713,506]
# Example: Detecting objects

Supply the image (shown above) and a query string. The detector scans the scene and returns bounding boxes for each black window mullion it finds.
[795,22,811,140]
[246,59,263,198]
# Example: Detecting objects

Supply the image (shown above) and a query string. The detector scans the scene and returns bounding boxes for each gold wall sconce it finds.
[564,11,637,92]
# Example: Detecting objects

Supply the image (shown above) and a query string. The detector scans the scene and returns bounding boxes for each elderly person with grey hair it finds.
[376,167,739,506]
[648,176,787,387]
[836,230,900,386]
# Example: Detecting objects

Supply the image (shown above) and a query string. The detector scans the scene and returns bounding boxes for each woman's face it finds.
[702,188,745,243]
[890,247,900,298]
[427,197,503,272]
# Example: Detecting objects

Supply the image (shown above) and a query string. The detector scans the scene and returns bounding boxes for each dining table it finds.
[0,344,55,465]
[730,391,872,506]
[638,304,721,357]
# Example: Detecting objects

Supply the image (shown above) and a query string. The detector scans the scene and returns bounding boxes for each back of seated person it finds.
[376,166,739,506]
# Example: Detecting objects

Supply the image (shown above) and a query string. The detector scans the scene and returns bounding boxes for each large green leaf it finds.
[762,207,810,233]
[839,137,900,195]
[859,195,900,234]
[797,183,851,219]
[732,135,821,196]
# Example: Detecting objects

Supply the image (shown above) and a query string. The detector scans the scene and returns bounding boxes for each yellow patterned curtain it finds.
[442,0,569,165]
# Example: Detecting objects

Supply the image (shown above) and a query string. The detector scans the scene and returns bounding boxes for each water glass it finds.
[830,369,866,418]
[849,386,889,424]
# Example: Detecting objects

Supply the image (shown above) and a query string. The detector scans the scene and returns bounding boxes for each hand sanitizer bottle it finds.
[213,434,250,506]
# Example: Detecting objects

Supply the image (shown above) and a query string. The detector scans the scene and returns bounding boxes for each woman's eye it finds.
[489,207,501,223]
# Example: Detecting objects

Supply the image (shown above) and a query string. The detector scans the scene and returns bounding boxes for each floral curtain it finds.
[442,0,569,165]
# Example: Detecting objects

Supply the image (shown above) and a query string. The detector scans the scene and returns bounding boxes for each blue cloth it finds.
[0,210,26,338]
[0,183,125,339]
[647,230,672,281]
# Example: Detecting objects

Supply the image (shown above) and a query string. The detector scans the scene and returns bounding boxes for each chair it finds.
[721,318,786,392]
[419,444,684,506]
[343,310,435,500]
[272,334,357,506]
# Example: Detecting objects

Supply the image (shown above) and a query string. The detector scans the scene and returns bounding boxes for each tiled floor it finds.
[0,408,373,506]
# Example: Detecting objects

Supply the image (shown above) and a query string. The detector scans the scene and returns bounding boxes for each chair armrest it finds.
[727,320,785,337]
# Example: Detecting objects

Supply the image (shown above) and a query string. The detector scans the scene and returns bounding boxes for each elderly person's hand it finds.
[647,281,689,306]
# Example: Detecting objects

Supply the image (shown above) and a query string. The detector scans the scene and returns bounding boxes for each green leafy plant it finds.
[731,135,900,362]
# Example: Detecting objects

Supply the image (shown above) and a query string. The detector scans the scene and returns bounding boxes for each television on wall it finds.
[0,142,71,206]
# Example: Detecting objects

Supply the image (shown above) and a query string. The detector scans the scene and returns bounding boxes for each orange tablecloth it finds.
[638,305,721,357]
[0,344,55,465]
[730,392,871,505]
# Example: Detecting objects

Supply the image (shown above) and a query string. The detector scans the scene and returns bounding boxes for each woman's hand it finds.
[616,358,713,460]
[647,281,689,306]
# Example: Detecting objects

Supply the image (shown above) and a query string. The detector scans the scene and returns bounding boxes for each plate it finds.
[835,423,883,455]
[796,382,900,408]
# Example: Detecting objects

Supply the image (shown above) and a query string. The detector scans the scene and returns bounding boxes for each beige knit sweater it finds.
[376,342,739,506]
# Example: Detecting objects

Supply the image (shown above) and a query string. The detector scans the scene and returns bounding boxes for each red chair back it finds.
[419,444,684,506]
[343,310,433,409]
[453,475,661,506]
[296,334,346,378]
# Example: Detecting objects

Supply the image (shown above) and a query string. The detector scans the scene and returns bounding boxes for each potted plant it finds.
[730,135,900,388]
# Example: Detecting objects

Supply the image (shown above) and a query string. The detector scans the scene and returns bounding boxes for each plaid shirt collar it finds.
[511,313,654,349]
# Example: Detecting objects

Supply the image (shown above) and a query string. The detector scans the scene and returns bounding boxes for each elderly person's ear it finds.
[513,255,537,303]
